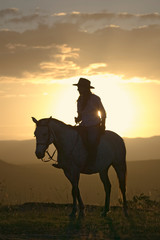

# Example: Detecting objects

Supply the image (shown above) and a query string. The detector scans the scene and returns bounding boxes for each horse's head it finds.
[32,117,53,159]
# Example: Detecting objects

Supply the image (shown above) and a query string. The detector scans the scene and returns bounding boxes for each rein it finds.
[41,149,57,163]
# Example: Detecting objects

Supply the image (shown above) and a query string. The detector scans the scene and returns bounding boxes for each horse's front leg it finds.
[64,167,82,218]
[70,183,78,218]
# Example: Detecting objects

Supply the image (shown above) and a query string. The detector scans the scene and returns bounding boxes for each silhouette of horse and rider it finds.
[32,78,128,217]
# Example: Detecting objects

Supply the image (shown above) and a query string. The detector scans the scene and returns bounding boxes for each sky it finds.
[0,0,160,140]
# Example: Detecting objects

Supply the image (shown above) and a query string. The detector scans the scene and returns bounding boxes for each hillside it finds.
[0,135,160,165]
[0,159,160,205]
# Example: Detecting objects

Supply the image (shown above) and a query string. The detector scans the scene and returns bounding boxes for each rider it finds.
[73,78,106,162]
[53,77,106,168]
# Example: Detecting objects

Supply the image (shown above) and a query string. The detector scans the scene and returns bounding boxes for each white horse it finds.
[32,117,128,217]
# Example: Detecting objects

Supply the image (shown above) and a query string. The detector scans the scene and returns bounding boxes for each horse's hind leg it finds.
[99,167,111,217]
[77,187,85,217]
[113,163,128,216]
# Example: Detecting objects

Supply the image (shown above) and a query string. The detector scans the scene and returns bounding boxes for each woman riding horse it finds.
[32,78,128,217]
[56,78,106,168]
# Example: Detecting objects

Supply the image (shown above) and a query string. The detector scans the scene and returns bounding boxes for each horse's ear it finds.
[32,117,38,124]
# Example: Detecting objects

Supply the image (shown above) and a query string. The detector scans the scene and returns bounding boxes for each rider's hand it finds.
[75,116,81,124]
[75,117,79,124]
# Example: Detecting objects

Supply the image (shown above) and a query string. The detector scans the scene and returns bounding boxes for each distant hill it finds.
[0,159,160,205]
[124,136,160,161]
[0,136,160,165]
[0,139,40,165]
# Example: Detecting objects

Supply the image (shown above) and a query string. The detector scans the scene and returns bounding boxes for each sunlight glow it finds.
[91,75,137,137]
[46,74,138,137]
[49,84,78,125]
[2,73,159,140]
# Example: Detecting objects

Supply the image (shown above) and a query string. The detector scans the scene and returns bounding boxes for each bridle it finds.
[36,122,58,163]
[36,119,80,164]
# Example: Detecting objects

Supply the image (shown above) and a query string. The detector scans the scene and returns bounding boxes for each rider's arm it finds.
[97,97,106,130]
[75,98,82,124]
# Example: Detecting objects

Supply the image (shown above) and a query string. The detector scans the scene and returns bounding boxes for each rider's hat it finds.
[73,78,94,89]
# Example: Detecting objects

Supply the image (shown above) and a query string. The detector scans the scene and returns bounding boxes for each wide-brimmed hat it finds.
[73,78,94,89]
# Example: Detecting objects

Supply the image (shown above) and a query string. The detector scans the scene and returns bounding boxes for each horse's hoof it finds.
[101,210,110,217]
[124,209,129,218]
[78,211,85,219]
[69,212,77,219]
[101,211,106,217]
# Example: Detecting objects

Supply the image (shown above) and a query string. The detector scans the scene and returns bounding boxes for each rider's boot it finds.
[52,163,62,168]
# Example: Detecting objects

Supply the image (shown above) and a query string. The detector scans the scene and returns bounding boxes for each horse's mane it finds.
[38,118,74,130]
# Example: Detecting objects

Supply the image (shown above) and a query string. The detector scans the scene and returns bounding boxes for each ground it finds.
[0,195,160,240]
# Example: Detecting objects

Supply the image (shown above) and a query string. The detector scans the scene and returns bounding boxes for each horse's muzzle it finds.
[35,145,47,159]
[35,151,45,159]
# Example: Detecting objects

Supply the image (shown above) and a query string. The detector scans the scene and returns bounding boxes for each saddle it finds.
[74,125,104,150]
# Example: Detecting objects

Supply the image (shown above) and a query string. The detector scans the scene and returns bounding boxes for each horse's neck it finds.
[50,120,76,153]
[50,119,87,166]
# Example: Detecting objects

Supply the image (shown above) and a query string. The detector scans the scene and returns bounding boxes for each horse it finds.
[32,117,128,217]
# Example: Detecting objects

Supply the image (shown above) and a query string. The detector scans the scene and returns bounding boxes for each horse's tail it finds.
[119,139,127,179]
[112,137,127,197]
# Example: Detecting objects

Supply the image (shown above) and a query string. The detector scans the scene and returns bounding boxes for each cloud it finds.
[0,8,19,18]
[138,12,160,20]
[8,13,44,24]
[82,63,107,75]
[55,11,160,22]
[0,22,160,82]
[53,12,67,17]
[39,44,80,79]
[53,11,160,33]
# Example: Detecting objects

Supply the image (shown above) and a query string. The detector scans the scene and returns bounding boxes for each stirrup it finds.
[52,163,62,169]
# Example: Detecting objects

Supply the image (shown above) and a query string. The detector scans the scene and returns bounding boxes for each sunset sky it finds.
[0,0,160,140]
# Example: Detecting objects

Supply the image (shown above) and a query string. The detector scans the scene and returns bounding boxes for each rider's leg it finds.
[87,126,100,162]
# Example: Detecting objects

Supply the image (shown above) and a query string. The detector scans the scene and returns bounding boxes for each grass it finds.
[0,195,160,240]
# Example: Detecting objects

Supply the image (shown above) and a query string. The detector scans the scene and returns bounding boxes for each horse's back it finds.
[81,130,126,174]
[101,130,126,162]
[103,130,124,143]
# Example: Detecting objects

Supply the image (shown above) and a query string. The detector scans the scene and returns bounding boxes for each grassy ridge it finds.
[0,195,160,240]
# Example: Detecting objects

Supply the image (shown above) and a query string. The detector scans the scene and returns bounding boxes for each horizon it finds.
[1,133,160,142]
[1,1,160,140]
